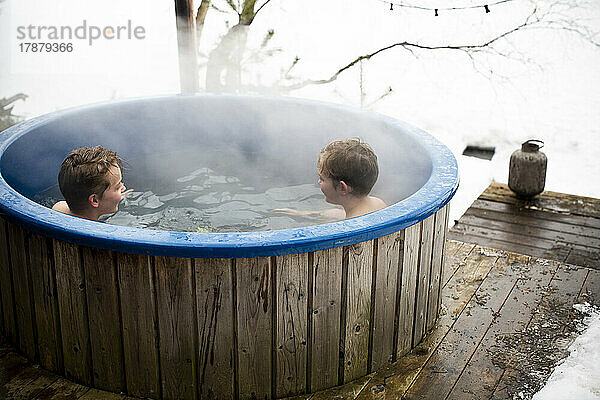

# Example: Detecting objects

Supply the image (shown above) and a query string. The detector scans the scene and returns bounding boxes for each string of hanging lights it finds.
[380,0,513,15]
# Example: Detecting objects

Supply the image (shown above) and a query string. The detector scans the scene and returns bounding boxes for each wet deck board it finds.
[446,256,559,400]
[448,183,600,269]
[292,243,598,400]
[489,264,591,399]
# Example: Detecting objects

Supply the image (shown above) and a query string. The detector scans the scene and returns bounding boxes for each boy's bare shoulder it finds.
[370,196,386,209]
[346,196,387,219]
[52,201,71,214]
[362,196,387,216]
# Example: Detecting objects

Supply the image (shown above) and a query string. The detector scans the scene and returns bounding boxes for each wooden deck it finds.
[2,240,598,399]
[284,240,599,400]
[449,182,600,269]
[1,184,599,399]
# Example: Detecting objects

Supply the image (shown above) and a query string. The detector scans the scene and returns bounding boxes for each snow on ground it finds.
[532,304,600,400]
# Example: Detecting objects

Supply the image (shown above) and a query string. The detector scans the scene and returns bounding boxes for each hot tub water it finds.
[36,149,352,232]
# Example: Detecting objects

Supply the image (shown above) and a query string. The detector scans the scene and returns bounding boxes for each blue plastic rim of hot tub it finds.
[0,95,458,258]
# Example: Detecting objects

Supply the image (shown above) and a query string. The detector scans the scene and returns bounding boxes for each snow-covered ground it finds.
[1,0,599,395]
[533,304,600,400]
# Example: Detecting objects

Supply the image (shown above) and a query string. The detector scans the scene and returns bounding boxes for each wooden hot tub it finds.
[0,95,457,399]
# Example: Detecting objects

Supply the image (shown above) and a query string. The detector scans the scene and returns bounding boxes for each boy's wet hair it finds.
[318,138,379,196]
[58,146,123,213]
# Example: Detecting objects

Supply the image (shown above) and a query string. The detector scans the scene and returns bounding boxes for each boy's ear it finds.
[88,193,100,208]
[337,180,353,195]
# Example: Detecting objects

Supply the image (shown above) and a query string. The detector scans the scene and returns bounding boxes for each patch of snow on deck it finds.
[532,303,600,400]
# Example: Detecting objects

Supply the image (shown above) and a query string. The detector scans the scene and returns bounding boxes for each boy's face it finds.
[96,165,125,215]
[318,173,342,205]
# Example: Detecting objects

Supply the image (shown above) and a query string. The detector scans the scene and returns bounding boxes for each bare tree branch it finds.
[196,0,211,44]
[224,0,238,13]
[202,0,598,94]
[279,6,543,91]
[365,87,393,108]
[254,0,273,18]
[283,56,300,79]
[240,0,258,24]
[209,3,229,13]
[0,94,27,131]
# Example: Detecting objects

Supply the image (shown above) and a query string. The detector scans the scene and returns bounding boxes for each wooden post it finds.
[174,0,199,93]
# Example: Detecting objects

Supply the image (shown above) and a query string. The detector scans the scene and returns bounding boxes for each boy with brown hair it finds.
[52,146,130,221]
[275,138,386,220]
[317,138,386,219]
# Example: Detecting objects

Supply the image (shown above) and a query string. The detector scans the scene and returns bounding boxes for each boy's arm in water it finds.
[274,195,386,221]
[272,207,345,221]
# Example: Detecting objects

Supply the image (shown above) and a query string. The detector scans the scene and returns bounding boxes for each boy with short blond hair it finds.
[52,146,129,221]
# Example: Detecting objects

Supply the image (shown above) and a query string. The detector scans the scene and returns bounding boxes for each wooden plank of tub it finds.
[0,218,5,336]
[29,234,62,372]
[116,253,160,398]
[440,205,450,302]
[343,241,373,383]
[426,206,448,332]
[82,247,124,392]
[396,222,420,357]
[310,247,343,392]
[155,256,196,400]
[275,252,308,398]
[53,239,92,385]
[236,257,273,399]
[0,285,3,337]
[7,222,37,361]
[413,215,435,346]
[371,231,403,371]
[195,258,235,399]
[0,217,17,343]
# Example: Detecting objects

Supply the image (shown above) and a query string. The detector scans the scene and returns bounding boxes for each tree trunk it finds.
[174,0,199,93]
